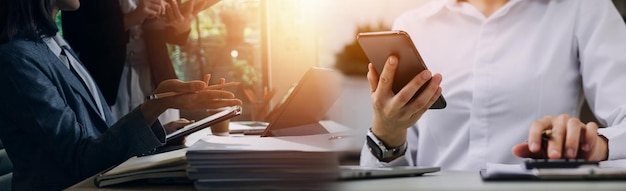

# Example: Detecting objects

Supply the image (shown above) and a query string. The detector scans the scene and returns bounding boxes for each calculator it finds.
[524,159,599,169]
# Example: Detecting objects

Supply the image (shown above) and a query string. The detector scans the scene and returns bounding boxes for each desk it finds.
[66,171,626,191]
[65,121,626,191]
[335,171,626,191]
[65,121,356,191]
[66,176,194,191]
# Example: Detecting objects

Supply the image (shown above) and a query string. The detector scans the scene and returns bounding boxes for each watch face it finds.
[366,134,384,159]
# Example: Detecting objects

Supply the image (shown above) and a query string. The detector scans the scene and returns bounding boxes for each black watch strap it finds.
[366,128,407,161]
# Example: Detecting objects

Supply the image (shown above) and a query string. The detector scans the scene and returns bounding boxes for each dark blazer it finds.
[62,0,190,106]
[0,39,166,190]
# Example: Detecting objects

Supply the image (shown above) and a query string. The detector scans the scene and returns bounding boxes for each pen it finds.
[146,92,183,100]
[541,129,552,151]
[541,129,552,142]
[146,82,240,100]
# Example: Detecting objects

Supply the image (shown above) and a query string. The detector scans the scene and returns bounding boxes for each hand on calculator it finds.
[512,114,608,161]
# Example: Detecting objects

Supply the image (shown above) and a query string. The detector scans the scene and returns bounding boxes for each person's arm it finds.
[156,26,191,46]
[151,0,194,45]
[139,78,242,125]
[512,0,626,161]
[140,19,191,47]
[576,0,626,160]
[124,0,165,30]
[141,0,204,46]
[364,53,443,161]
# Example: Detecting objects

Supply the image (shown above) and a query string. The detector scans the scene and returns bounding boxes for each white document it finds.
[187,132,352,153]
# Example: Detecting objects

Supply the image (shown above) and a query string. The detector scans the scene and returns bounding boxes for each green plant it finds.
[230,58,261,87]
[55,12,63,36]
[334,22,391,77]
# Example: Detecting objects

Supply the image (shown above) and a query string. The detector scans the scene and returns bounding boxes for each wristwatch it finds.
[366,128,408,161]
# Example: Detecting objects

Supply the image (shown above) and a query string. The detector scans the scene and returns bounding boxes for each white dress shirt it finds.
[361,0,626,171]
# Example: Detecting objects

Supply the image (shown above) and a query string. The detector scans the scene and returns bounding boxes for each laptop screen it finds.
[261,67,343,137]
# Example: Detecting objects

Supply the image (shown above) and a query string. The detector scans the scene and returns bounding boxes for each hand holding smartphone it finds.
[357,30,446,109]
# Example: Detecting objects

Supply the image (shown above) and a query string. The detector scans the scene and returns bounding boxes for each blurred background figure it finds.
[63,0,217,124]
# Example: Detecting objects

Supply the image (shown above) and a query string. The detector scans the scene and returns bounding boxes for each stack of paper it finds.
[185,134,341,190]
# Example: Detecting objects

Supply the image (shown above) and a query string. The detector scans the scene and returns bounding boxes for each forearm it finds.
[80,107,166,177]
[164,26,191,45]
[140,100,168,125]
[371,121,408,148]
[124,10,148,30]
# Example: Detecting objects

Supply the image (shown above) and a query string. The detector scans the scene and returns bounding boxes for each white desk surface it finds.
[65,178,194,191]
[66,170,626,191]
[335,171,626,191]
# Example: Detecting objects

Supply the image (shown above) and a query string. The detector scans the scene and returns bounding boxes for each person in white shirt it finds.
[361,0,626,171]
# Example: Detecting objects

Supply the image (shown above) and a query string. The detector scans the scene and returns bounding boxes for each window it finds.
[172,0,266,121]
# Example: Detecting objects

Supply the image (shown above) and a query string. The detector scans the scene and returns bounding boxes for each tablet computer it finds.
[166,106,242,142]
[260,68,342,137]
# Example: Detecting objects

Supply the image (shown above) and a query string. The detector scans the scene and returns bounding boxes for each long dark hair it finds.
[0,0,58,44]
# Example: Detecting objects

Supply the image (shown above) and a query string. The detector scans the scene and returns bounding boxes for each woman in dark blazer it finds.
[0,0,241,189]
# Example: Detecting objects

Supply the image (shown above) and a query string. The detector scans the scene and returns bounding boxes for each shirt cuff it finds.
[598,126,626,160]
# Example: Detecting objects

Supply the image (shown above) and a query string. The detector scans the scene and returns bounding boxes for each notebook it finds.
[339,166,440,180]
[260,67,343,137]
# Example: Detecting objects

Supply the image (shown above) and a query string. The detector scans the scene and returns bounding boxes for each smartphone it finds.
[357,30,446,109]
